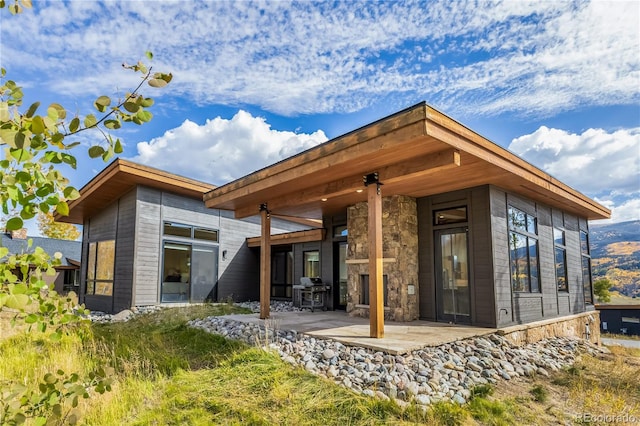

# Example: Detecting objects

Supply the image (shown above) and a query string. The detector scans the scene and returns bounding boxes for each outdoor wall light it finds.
[222,249,227,260]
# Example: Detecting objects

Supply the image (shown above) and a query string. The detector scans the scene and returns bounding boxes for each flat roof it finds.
[60,159,215,224]
[204,103,610,221]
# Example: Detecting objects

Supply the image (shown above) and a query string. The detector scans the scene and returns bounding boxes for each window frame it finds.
[163,221,219,243]
[554,227,568,292]
[581,229,593,304]
[85,240,115,296]
[507,205,540,293]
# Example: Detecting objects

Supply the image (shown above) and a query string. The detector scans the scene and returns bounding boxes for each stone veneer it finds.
[346,195,419,322]
[498,311,601,346]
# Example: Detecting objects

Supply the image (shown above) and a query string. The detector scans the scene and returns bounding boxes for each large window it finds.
[554,228,568,292]
[303,251,320,277]
[85,240,115,296]
[581,230,593,304]
[508,206,540,293]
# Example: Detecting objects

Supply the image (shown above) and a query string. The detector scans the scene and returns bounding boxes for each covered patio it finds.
[221,310,496,355]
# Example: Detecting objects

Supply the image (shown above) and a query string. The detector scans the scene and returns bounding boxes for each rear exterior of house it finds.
[63,104,608,331]
[203,103,609,335]
[65,161,305,313]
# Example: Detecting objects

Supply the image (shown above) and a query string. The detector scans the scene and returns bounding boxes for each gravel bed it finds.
[189,312,607,409]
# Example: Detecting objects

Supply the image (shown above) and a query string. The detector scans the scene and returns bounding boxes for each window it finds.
[85,240,115,296]
[63,269,80,293]
[333,225,348,238]
[162,242,191,302]
[434,206,468,226]
[581,230,593,304]
[303,251,320,277]
[508,206,540,292]
[163,222,219,242]
[554,228,568,292]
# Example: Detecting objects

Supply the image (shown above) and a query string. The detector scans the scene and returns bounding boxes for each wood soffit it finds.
[59,159,215,224]
[203,102,611,221]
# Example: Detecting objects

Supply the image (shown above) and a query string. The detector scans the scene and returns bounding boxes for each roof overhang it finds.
[204,103,610,221]
[59,159,215,224]
[246,228,326,248]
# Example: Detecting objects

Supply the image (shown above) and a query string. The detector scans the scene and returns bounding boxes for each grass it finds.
[2,304,640,425]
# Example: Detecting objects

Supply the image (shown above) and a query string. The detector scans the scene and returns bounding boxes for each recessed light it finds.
[356,189,363,193]
[321,198,328,202]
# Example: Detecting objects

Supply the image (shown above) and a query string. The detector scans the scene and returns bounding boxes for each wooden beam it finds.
[367,179,384,338]
[259,205,271,319]
[233,149,460,219]
[246,228,326,248]
[345,258,397,264]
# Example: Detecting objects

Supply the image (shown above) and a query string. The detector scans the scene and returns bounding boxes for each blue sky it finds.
[1,0,639,235]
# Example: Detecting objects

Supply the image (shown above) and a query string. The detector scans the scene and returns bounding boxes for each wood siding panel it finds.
[113,190,136,312]
[469,186,496,327]
[417,197,435,321]
[134,187,162,305]
[489,187,513,327]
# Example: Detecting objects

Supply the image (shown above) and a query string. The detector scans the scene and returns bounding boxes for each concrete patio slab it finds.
[221,310,496,355]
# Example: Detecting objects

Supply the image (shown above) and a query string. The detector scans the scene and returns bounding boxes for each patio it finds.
[221,310,496,355]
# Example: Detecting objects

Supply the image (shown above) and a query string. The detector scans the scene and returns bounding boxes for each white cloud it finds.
[2,0,637,117]
[510,126,640,223]
[128,110,328,185]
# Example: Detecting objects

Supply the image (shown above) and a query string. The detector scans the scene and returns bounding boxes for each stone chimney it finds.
[8,228,28,239]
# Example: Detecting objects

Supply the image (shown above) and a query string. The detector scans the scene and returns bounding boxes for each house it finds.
[61,103,609,338]
[202,103,610,337]
[597,304,640,336]
[59,160,309,313]
[1,229,81,295]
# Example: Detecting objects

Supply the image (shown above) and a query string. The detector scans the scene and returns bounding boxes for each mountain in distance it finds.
[590,220,640,301]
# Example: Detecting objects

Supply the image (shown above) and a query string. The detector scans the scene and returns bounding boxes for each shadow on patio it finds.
[221,310,496,355]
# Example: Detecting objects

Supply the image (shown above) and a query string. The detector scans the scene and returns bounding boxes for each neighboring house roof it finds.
[1,234,81,267]
[58,159,216,224]
[203,103,611,221]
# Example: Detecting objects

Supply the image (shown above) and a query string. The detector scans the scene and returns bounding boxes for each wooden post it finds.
[366,174,384,338]
[260,204,271,319]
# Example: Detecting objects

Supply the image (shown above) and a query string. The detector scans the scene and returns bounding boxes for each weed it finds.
[529,384,548,403]
[428,401,468,426]
[470,384,494,399]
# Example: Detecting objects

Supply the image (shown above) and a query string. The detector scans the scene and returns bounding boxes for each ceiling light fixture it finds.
[321,198,328,202]
[356,189,363,193]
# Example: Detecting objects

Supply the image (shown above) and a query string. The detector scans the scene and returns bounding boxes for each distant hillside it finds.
[590,220,640,300]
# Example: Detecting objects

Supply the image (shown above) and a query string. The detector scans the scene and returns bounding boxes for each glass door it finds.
[334,241,348,309]
[190,245,218,303]
[435,228,470,323]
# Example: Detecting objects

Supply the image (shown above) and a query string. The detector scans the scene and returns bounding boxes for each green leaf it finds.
[31,115,45,134]
[50,331,62,342]
[10,148,32,162]
[61,153,77,168]
[5,217,23,231]
[148,78,168,88]
[145,51,153,60]
[69,117,80,132]
[123,101,140,113]
[56,201,69,216]
[114,138,123,154]
[94,95,111,112]
[104,119,121,129]
[136,110,152,123]
[48,103,66,120]
[51,132,64,145]
[88,145,105,158]
[0,247,7,258]
[14,131,26,148]
[4,293,29,309]
[140,97,154,107]
[14,171,30,182]
[65,141,81,149]
[25,313,38,323]
[26,101,40,118]
[63,186,80,200]
[84,114,97,128]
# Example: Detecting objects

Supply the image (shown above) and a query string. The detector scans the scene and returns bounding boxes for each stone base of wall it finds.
[498,311,600,346]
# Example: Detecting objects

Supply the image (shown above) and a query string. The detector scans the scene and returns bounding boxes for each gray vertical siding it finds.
[417,197,436,321]
[469,187,496,327]
[133,186,162,305]
[490,187,590,327]
[113,190,136,312]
